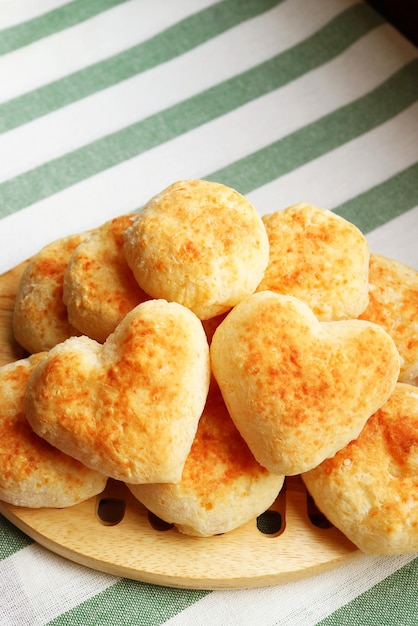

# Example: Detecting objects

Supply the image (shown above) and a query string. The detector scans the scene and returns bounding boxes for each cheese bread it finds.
[13,233,86,353]
[123,180,269,320]
[211,291,400,475]
[359,253,418,385]
[257,203,370,320]
[303,383,418,554]
[25,299,210,484]
[64,214,150,343]
[128,380,284,536]
[0,354,107,508]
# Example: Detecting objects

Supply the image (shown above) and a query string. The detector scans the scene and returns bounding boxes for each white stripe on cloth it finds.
[0,543,118,626]
[0,0,362,181]
[366,205,418,269]
[0,0,71,30]
[0,0,218,102]
[162,553,416,626]
[247,101,418,217]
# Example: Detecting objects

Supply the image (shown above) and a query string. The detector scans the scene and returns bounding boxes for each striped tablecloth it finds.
[0,1,417,624]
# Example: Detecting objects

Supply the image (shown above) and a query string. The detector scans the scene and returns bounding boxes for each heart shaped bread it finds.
[64,214,150,343]
[128,380,284,537]
[25,299,210,484]
[257,203,370,321]
[303,383,418,555]
[123,180,269,320]
[0,354,107,508]
[210,291,400,475]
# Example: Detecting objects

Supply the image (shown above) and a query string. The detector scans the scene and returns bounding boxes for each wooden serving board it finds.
[0,260,359,590]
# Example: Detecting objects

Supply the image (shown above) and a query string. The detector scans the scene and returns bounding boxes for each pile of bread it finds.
[2,179,418,555]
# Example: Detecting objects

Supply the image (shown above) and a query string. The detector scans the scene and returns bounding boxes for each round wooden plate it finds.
[0,260,359,590]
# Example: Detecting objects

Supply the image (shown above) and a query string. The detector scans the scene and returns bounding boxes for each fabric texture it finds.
[0,0,417,624]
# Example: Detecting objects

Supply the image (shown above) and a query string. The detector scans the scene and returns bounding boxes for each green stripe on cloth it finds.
[0,0,130,56]
[317,556,418,626]
[0,3,384,216]
[334,162,418,234]
[206,60,418,194]
[0,514,33,559]
[0,0,283,133]
[47,578,209,626]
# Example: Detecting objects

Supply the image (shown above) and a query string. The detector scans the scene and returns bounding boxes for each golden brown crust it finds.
[257,203,370,320]
[0,354,107,508]
[64,214,150,343]
[128,380,284,536]
[13,233,87,353]
[210,291,400,475]
[123,180,270,320]
[303,383,418,555]
[358,253,418,385]
[25,299,211,484]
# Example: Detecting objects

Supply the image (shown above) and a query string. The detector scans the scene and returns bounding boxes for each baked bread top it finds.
[359,253,418,385]
[123,180,270,320]
[128,380,284,536]
[210,290,400,475]
[64,214,150,343]
[257,203,370,320]
[24,299,210,484]
[0,354,107,508]
[13,233,86,353]
[303,383,418,555]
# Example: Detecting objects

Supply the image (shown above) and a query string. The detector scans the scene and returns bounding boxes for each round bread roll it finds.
[0,354,108,508]
[64,214,151,343]
[128,380,284,536]
[123,179,270,320]
[25,299,210,484]
[257,203,370,320]
[358,253,418,385]
[303,383,418,555]
[210,290,400,475]
[13,233,87,353]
